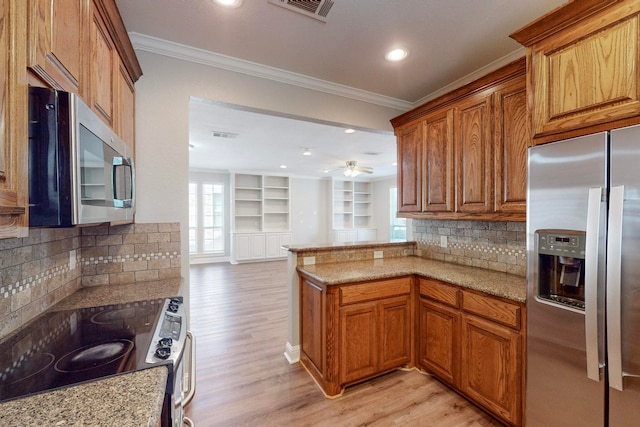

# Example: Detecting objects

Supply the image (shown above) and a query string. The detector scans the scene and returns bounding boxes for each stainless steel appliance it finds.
[28,86,135,227]
[0,297,195,427]
[527,125,640,426]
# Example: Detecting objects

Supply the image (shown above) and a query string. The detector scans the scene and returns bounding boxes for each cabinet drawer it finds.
[419,278,459,308]
[462,290,521,329]
[340,277,411,305]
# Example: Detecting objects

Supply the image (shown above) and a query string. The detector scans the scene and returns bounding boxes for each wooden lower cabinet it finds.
[418,278,524,426]
[461,313,521,426]
[418,298,459,387]
[299,273,524,425]
[300,275,413,396]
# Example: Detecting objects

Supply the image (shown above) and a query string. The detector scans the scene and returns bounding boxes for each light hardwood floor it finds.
[185,261,502,427]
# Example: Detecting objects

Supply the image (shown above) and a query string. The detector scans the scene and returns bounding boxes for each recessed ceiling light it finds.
[213,0,242,8]
[303,148,311,156]
[344,129,356,134]
[392,162,398,166]
[280,165,287,169]
[385,48,409,62]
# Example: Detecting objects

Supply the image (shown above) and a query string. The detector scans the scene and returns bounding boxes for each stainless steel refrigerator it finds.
[527,125,640,426]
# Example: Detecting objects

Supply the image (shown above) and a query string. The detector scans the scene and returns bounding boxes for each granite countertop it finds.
[0,366,168,427]
[285,240,411,252]
[52,278,182,311]
[0,278,182,426]
[297,256,526,302]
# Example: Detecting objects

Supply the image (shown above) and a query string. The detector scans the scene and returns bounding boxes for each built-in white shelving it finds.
[330,178,376,243]
[231,173,291,263]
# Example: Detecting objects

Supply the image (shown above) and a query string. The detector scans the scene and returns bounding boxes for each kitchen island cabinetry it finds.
[299,275,414,396]
[511,0,640,144]
[391,59,528,221]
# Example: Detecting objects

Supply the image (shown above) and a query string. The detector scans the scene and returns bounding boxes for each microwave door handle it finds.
[607,185,625,391]
[585,187,602,381]
[112,157,134,207]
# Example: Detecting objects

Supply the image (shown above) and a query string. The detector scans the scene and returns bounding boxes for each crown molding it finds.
[412,47,526,106]
[129,32,413,111]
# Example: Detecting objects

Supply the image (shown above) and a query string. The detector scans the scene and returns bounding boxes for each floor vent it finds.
[268,0,335,22]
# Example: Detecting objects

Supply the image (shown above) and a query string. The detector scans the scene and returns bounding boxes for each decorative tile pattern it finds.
[0,222,181,341]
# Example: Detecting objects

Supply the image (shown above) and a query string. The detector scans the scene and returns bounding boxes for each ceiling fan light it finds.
[303,148,311,156]
[343,169,351,177]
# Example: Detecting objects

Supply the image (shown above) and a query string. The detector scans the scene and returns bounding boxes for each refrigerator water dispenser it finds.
[536,230,586,310]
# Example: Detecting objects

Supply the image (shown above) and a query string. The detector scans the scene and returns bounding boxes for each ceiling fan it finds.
[338,160,373,177]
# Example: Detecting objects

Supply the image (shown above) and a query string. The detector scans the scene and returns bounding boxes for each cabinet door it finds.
[423,109,454,212]
[340,302,378,383]
[233,234,252,261]
[418,298,459,386]
[528,7,640,139]
[396,122,422,213]
[89,2,115,126]
[455,94,493,213]
[0,0,28,238]
[461,313,521,426]
[115,58,135,150]
[250,234,265,259]
[28,0,84,92]
[494,78,528,216]
[301,278,324,376]
[379,295,411,371]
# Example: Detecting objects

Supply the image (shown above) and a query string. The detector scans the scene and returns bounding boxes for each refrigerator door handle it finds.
[607,185,625,391]
[585,187,602,381]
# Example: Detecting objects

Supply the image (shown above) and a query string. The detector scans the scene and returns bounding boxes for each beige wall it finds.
[133,51,407,289]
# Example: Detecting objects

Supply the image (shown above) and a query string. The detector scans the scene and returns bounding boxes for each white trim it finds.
[413,47,527,106]
[284,342,300,364]
[130,32,413,111]
[131,32,525,112]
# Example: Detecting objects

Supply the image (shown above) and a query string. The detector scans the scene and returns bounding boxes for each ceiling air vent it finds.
[212,131,238,139]
[268,0,335,22]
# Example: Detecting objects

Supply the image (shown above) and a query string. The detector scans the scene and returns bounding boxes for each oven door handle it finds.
[175,330,196,408]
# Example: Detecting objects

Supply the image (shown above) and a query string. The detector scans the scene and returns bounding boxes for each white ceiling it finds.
[115,0,567,179]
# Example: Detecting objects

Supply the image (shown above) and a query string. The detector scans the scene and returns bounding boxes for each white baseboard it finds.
[284,342,300,364]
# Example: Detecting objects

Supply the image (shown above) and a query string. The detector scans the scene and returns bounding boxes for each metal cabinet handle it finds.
[585,187,602,381]
[607,185,625,391]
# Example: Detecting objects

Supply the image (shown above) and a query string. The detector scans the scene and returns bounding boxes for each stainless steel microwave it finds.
[28,87,135,227]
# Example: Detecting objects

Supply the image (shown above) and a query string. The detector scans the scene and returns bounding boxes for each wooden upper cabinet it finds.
[28,0,85,93]
[511,0,640,143]
[396,122,422,213]
[0,0,28,238]
[116,58,136,150]
[423,109,454,213]
[493,79,528,215]
[391,59,527,222]
[89,3,115,126]
[455,93,493,214]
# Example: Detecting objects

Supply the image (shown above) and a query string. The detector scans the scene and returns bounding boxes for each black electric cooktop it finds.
[0,299,166,402]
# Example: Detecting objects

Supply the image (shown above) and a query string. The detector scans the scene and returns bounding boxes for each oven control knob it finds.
[159,337,173,347]
[168,303,179,313]
[155,346,171,360]
[170,297,183,305]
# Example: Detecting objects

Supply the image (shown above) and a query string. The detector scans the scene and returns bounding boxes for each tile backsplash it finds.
[0,222,180,341]
[412,219,526,276]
